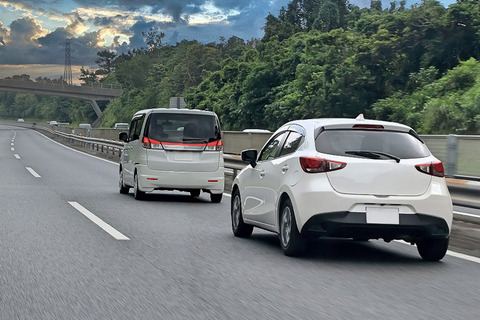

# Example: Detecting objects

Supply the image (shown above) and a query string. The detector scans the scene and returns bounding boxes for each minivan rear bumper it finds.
[136,164,224,193]
[302,212,450,242]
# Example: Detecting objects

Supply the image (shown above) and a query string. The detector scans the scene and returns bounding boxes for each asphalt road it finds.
[1,125,480,320]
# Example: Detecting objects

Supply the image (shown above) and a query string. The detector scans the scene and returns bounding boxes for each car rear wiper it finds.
[345,150,401,163]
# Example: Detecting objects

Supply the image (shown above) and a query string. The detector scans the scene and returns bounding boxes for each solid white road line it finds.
[68,201,130,241]
[34,130,119,165]
[25,167,41,178]
[446,250,480,264]
[454,210,480,219]
[14,154,21,159]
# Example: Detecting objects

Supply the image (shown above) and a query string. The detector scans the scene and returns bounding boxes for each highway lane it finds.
[1,125,480,319]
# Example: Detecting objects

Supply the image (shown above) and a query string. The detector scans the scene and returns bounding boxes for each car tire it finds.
[190,189,201,197]
[210,193,222,203]
[279,199,307,257]
[417,237,449,261]
[134,173,146,200]
[119,169,130,194]
[231,189,253,238]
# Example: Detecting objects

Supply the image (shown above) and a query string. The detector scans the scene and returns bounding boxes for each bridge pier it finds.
[90,100,103,118]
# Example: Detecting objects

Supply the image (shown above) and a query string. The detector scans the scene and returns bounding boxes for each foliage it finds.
[78,67,99,85]
[373,58,480,134]
[95,50,117,75]
[3,0,480,133]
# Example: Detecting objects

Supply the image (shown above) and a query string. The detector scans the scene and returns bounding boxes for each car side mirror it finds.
[241,149,258,168]
[119,132,129,142]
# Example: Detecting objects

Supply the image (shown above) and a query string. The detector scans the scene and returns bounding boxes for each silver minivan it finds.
[118,108,224,202]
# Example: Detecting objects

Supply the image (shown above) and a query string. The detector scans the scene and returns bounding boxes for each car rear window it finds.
[146,113,220,143]
[315,129,430,159]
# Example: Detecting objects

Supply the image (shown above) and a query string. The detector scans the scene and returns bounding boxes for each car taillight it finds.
[205,139,223,151]
[415,162,444,177]
[142,137,164,150]
[300,157,347,173]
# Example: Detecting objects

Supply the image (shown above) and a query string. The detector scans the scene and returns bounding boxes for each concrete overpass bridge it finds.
[0,79,123,124]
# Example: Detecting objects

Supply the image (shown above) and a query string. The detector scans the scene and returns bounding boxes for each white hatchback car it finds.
[119,108,224,202]
[231,115,453,261]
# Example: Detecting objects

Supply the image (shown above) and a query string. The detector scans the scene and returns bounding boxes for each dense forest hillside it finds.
[2,0,480,133]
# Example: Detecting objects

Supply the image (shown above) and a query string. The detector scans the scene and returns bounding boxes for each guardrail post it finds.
[446,134,458,178]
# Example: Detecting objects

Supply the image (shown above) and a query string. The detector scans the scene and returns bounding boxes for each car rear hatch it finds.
[326,159,432,196]
[143,112,223,172]
[315,123,435,196]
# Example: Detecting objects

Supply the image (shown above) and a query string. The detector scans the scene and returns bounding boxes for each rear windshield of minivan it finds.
[315,129,430,159]
[145,113,220,143]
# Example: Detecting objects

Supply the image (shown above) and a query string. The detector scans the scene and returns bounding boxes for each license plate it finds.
[366,207,399,224]
[174,152,193,161]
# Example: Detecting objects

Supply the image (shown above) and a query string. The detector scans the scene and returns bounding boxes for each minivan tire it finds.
[210,193,222,203]
[134,173,146,200]
[190,190,200,197]
[119,169,130,194]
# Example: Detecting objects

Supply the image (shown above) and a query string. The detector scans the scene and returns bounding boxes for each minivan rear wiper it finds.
[183,138,208,143]
[345,150,401,163]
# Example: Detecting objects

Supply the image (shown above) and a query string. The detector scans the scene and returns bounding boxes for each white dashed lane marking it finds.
[68,201,130,241]
[25,167,41,178]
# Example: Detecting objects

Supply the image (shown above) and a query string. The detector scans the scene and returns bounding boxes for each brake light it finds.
[205,139,223,151]
[415,162,444,177]
[352,124,384,130]
[142,137,164,150]
[300,157,347,173]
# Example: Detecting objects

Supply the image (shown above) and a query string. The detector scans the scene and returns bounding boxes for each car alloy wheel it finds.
[279,199,307,257]
[281,206,292,248]
[231,189,253,238]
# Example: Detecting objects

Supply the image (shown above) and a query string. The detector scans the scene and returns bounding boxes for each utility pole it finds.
[64,38,73,85]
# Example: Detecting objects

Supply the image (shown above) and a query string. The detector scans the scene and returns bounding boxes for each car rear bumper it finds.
[137,165,224,193]
[301,212,450,242]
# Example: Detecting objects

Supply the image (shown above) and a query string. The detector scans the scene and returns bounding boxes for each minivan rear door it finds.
[143,112,222,172]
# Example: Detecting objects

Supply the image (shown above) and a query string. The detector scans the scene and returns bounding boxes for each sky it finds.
[0,0,456,81]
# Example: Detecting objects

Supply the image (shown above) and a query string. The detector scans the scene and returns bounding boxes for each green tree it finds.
[95,50,117,74]
[78,67,98,85]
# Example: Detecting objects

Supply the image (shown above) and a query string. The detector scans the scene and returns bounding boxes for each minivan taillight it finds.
[300,157,347,173]
[142,137,164,150]
[415,162,445,177]
[205,140,223,151]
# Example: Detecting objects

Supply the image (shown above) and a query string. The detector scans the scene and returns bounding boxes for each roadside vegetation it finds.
[1,0,480,133]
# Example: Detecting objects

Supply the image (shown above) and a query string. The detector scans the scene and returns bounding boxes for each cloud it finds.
[70,0,205,22]
[0,21,8,45]
[9,16,47,44]
[64,11,89,35]
[0,0,293,73]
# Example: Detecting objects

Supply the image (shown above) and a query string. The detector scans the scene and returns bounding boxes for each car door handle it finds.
[259,170,265,178]
[282,165,289,173]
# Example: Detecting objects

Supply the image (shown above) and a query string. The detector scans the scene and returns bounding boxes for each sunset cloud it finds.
[0,0,444,80]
